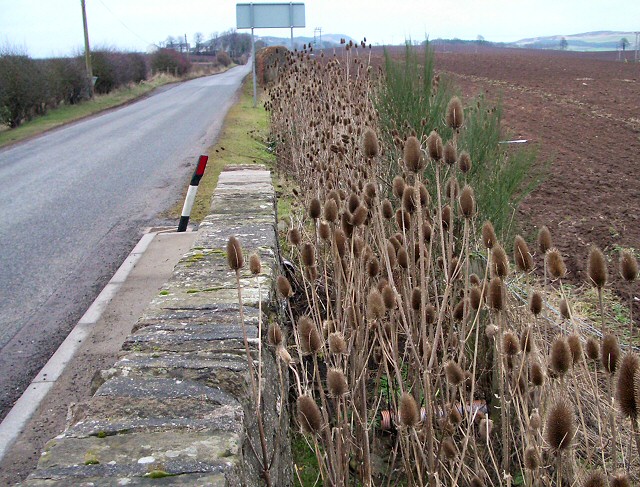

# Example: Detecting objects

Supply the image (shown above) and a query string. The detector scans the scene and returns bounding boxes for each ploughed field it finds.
[379,45,640,317]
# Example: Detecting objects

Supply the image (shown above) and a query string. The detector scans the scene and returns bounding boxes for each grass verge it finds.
[167,77,274,222]
[0,66,235,149]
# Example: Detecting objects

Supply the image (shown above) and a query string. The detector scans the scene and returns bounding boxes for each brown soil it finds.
[376,45,640,321]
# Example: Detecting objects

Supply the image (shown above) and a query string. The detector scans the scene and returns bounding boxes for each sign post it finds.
[236,3,306,107]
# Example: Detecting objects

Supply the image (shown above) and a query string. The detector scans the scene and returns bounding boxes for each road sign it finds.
[236,3,305,29]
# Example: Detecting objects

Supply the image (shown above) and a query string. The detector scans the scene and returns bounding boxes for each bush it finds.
[0,53,44,127]
[92,50,148,94]
[150,49,190,76]
[216,51,231,67]
[42,57,89,106]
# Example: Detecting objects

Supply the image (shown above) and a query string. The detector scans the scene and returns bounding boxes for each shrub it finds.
[0,53,44,127]
[150,49,190,76]
[216,51,231,67]
[91,50,118,94]
[42,57,89,106]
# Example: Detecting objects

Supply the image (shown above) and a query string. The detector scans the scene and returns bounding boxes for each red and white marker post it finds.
[177,155,209,232]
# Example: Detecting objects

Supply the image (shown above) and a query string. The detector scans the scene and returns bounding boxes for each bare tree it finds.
[559,37,568,50]
[193,32,204,54]
[620,37,630,51]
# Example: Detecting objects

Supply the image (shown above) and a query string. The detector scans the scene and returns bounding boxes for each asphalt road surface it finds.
[0,62,251,420]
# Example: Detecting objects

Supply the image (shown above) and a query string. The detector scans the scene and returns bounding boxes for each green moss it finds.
[96,431,107,438]
[146,470,175,479]
[186,289,201,294]
[84,452,99,465]
[159,290,170,296]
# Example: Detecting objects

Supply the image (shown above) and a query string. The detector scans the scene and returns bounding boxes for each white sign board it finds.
[236,3,305,29]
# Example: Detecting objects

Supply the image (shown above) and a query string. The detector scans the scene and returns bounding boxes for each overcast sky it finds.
[1,0,638,58]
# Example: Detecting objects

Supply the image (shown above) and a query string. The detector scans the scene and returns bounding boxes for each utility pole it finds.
[80,0,93,97]
[635,32,639,63]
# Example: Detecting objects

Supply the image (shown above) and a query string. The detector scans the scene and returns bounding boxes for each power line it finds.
[95,0,153,46]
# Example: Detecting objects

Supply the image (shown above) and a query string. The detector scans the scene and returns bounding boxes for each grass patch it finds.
[167,77,274,223]
[292,432,321,486]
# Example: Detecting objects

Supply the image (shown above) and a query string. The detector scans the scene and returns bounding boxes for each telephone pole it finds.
[81,0,94,97]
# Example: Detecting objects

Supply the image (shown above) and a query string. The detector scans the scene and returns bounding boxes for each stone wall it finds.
[24,165,291,486]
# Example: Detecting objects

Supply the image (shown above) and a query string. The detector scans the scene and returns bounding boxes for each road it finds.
[0,62,251,420]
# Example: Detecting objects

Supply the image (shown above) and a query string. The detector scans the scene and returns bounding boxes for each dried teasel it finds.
[545,400,575,452]
[327,368,348,397]
[446,96,464,129]
[392,175,405,199]
[367,256,380,278]
[441,437,457,460]
[503,331,520,355]
[249,253,261,275]
[458,151,472,173]
[520,326,534,353]
[288,228,302,246]
[402,186,416,213]
[403,135,423,173]
[567,334,582,364]
[530,410,542,430]
[362,127,379,158]
[470,286,482,310]
[334,229,347,257]
[488,277,504,312]
[298,316,322,354]
[445,360,465,386]
[616,353,639,419]
[491,245,509,278]
[453,298,467,321]
[601,334,620,374]
[277,275,293,298]
[469,476,484,487]
[309,197,321,219]
[399,392,420,427]
[226,236,244,270]
[586,337,600,361]
[301,242,315,267]
[268,322,283,346]
[485,324,498,339]
[411,287,422,311]
[514,235,534,272]
[587,246,608,289]
[620,250,638,282]
[319,221,331,241]
[324,199,338,223]
[538,225,552,254]
[328,332,347,355]
[530,291,543,316]
[546,248,567,279]
[441,205,452,230]
[481,221,497,249]
[382,285,396,310]
[459,185,475,219]
[443,141,457,165]
[559,299,570,320]
[297,395,323,434]
[524,446,540,470]
[366,288,385,320]
[381,199,394,219]
[426,130,443,161]
[611,473,631,487]
[550,336,572,376]
[582,471,607,487]
[531,361,545,387]
[479,418,493,442]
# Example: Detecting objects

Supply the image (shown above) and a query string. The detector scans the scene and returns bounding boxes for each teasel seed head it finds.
[458,151,472,173]
[418,182,430,207]
[327,368,348,397]
[469,476,484,487]
[364,181,377,200]
[288,228,301,246]
[620,250,638,282]
[367,288,385,320]
[352,205,368,226]
[367,256,380,278]
[328,332,347,355]
[392,175,405,199]
[426,130,443,161]
[530,410,542,430]
[567,334,582,364]
[559,299,570,320]
[298,316,322,354]
[453,298,467,321]
[403,136,423,173]
[402,186,416,213]
[319,221,331,241]
[546,248,567,279]
[445,360,465,386]
[531,361,545,387]
[611,473,631,487]
[601,334,620,374]
[514,235,534,273]
[226,236,244,270]
[441,205,452,230]
[425,304,436,325]
[586,337,600,361]
[334,229,347,257]
[448,404,462,425]
[550,336,572,376]
[524,446,540,470]
[362,127,379,158]
[411,287,422,311]
[445,177,459,199]
[309,197,321,220]
[268,322,283,346]
[459,185,476,219]
[382,285,396,310]
[443,141,457,165]
[277,275,293,298]
[399,392,420,427]
[446,96,464,129]
[470,273,481,287]
[520,326,534,353]
[530,291,543,316]
[488,277,504,311]
[297,395,323,434]
[442,436,457,460]
[324,199,338,222]
[538,225,552,254]
[616,353,639,419]
[276,345,292,365]
[382,199,394,219]
[587,246,608,289]
[249,253,261,275]
[491,245,509,278]
[545,400,575,452]
[485,324,498,339]
[503,331,520,355]
[583,471,607,487]
[301,242,315,267]
[470,286,482,310]
[481,221,497,249]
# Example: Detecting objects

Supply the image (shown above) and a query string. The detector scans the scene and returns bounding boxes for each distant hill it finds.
[257,33,354,50]
[513,31,636,51]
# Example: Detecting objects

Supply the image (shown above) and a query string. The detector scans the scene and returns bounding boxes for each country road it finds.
[0,62,251,420]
